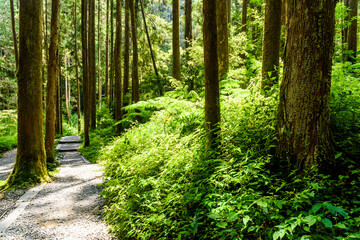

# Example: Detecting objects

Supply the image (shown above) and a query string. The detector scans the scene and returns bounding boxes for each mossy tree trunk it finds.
[172,0,181,81]
[10,0,19,70]
[277,0,336,172]
[45,0,61,164]
[347,0,357,62]
[242,0,247,33]
[261,0,281,93]
[123,0,130,103]
[81,0,90,146]
[114,0,122,133]
[8,0,50,186]
[130,0,139,105]
[217,0,229,80]
[203,0,220,150]
[88,0,96,129]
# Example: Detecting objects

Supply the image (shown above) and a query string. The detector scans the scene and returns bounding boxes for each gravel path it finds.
[0,149,114,239]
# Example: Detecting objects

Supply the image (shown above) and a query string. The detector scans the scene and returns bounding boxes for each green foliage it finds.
[0,110,17,153]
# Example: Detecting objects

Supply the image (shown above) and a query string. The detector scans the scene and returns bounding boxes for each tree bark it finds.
[203,0,220,150]
[347,0,357,62]
[74,0,81,133]
[185,0,193,91]
[342,0,350,47]
[109,0,114,105]
[123,0,130,103]
[8,0,50,186]
[277,0,336,172]
[172,0,181,80]
[130,0,139,105]
[45,0,60,163]
[261,0,281,92]
[10,0,19,70]
[217,0,229,80]
[105,0,109,102]
[89,0,96,129]
[98,0,102,109]
[242,0,247,33]
[81,0,90,146]
[115,0,122,133]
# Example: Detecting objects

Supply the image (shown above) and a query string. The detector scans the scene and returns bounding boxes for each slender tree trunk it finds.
[110,0,114,105]
[217,0,229,80]
[10,0,19,70]
[98,0,102,109]
[45,0,60,163]
[185,0,193,91]
[114,0,122,133]
[348,0,357,62]
[8,0,50,186]
[74,0,81,133]
[58,55,63,135]
[261,0,282,92]
[242,0,248,33]
[123,0,130,103]
[203,0,220,150]
[343,0,350,46]
[277,0,336,172]
[130,0,139,104]
[105,0,109,102]
[172,0,181,80]
[89,0,96,129]
[82,0,90,146]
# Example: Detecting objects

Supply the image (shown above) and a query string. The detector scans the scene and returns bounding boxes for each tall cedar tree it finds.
[114,0,122,133]
[45,0,60,163]
[105,0,109,101]
[203,0,220,149]
[82,0,90,146]
[217,0,229,80]
[8,0,50,186]
[98,0,102,108]
[343,0,349,46]
[261,0,281,92]
[185,0,193,90]
[10,0,18,70]
[74,0,81,133]
[242,0,247,32]
[123,0,130,102]
[130,0,139,104]
[277,0,336,172]
[89,0,96,129]
[348,0,357,62]
[172,0,181,80]
[109,0,114,104]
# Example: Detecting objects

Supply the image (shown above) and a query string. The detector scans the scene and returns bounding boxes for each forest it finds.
[0,0,360,239]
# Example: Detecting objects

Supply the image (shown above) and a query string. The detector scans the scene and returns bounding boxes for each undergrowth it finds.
[0,110,17,154]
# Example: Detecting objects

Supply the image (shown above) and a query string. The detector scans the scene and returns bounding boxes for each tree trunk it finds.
[45,0,60,163]
[342,0,350,47]
[115,0,122,133]
[185,0,193,91]
[130,0,139,105]
[105,0,109,102]
[123,0,130,103]
[8,0,50,186]
[242,0,247,33]
[110,0,114,105]
[281,0,286,25]
[203,0,220,150]
[74,0,81,133]
[261,0,281,92]
[81,0,90,146]
[217,0,229,80]
[98,0,102,109]
[228,0,231,23]
[10,0,19,70]
[277,0,336,172]
[347,0,357,62]
[58,55,63,135]
[172,0,181,80]
[89,0,96,129]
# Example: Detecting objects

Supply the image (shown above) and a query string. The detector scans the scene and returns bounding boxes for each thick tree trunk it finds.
[123,0,130,103]
[277,0,336,172]
[217,0,229,80]
[114,0,122,133]
[45,0,60,163]
[81,0,90,146]
[242,0,247,33]
[203,0,220,149]
[261,0,281,92]
[74,0,81,133]
[130,0,139,104]
[348,0,357,62]
[89,0,96,129]
[98,0,102,109]
[172,0,181,80]
[10,0,19,70]
[281,0,286,25]
[8,0,50,186]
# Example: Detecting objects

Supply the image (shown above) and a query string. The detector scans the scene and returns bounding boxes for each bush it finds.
[0,110,17,153]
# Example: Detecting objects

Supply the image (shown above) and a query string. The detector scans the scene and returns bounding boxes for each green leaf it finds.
[273,231,280,240]
[305,215,317,227]
[335,223,347,229]
[208,213,221,220]
[311,203,322,214]
[228,212,239,222]
[335,152,342,159]
[243,215,251,226]
[325,203,348,217]
[322,218,333,228]
[216,222,228,229]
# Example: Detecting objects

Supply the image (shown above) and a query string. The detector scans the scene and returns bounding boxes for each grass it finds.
[0,110,17,154]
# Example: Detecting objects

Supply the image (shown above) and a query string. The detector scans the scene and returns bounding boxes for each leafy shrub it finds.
[0,110,17,153]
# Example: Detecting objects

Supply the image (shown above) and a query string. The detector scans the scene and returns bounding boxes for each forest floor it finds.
[0,137,114,240]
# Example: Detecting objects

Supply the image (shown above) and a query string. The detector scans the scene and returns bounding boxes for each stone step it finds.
[56,143,81,152]
[58,136,81,144]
